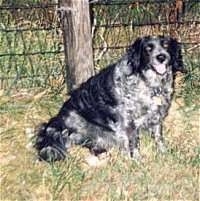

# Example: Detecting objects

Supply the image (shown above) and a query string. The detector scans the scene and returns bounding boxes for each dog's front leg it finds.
[126,125,141,160]
[150,124,167,153]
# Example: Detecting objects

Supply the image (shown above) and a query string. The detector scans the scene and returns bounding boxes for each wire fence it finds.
[0,0,199,91]
[91,0,200,66]
[0,1,64,91]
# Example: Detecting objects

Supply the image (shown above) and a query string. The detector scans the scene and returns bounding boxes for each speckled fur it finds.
[35,36,185,162]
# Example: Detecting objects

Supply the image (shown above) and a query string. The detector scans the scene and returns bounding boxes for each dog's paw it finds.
[157,142,168,154]
[131,148,142,164]
[85,153,109,167]
[39,146,66,162]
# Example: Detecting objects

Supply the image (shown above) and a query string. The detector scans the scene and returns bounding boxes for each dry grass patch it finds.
[0,88,199,201]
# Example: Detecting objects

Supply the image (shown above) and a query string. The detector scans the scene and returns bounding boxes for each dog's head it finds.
[128,36,185,75]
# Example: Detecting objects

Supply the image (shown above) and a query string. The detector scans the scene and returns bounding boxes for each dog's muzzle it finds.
[151,53,170,75]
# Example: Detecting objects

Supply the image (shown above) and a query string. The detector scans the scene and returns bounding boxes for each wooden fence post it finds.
[168,0,184,38]
[59,0,94,92]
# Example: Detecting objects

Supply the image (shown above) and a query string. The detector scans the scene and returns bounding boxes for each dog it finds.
[34,36,185,162]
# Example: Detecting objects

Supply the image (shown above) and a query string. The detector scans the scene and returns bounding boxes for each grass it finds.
[0,73,199,201]
[0,2,199,200]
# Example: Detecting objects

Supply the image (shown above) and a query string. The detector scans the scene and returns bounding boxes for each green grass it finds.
[0,2,199,200]
[0,87,199,201]
[181,54,200,106]
[0,29,65,90]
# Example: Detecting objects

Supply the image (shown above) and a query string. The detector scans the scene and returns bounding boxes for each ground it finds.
[0,83,199,201]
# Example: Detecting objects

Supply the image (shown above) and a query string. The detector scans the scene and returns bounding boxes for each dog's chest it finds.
[115,73,173,128]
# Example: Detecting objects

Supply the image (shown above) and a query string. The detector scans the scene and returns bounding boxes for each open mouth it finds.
[151,63,167,75]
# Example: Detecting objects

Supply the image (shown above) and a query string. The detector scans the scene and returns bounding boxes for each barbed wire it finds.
[94,21,200,28]
[90,0,200,5]
[0,3,58,10]
[0,50,63,57]
[0,0,198,10]
[93,42,200,50]
[0,41,196,58]
[0,27,59,33]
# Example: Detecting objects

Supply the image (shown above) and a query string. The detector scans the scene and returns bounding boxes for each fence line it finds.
[0,50,63,57]
[0,3,58,10]
[93,42,200,50]
[0,27,59,32]
[90,0,200,5]
[0,0,199,90]
[0,41,197,58]
[0,0,199,8]
[94,20,200,28]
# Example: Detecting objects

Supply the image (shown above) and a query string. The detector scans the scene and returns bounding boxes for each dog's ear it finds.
[169,38,186,73]
[127,37,144,73]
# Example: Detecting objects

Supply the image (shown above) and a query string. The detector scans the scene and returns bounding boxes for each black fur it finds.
[34,36,185,162]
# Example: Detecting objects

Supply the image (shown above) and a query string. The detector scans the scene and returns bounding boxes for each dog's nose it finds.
[156,54,166,63]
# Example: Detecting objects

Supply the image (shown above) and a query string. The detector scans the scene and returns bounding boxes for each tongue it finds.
[153,64,166,75]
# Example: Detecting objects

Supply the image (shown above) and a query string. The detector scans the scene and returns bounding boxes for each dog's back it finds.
[35,36,185,162]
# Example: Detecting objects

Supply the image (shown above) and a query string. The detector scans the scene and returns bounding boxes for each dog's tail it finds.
[34,117,69,162]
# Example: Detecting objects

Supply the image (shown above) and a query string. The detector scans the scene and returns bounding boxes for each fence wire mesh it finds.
[0,0,199,91]
[0,1,64,91]
[91,1,199,66]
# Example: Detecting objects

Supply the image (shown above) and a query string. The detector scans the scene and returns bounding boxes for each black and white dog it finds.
[35,36,185,162]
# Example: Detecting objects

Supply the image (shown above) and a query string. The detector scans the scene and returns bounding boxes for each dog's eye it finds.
[146,44,153,52]
[163,41,169,49]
